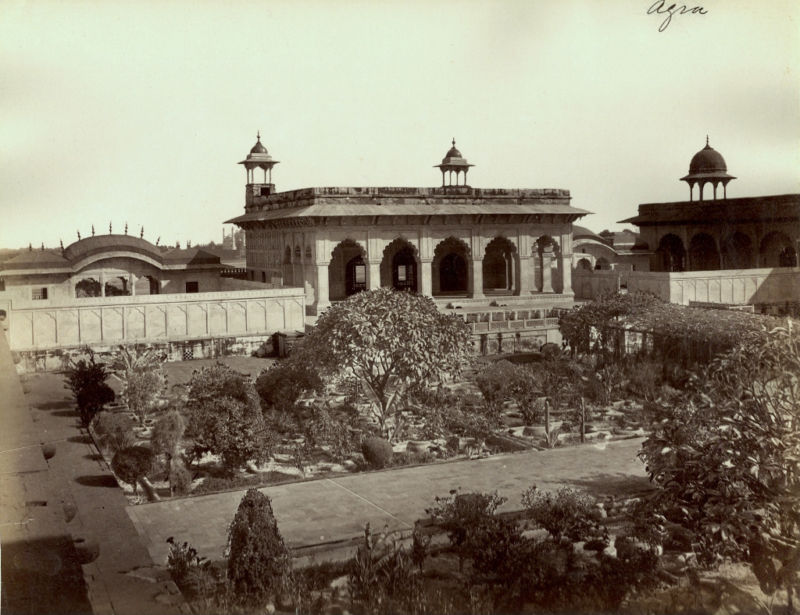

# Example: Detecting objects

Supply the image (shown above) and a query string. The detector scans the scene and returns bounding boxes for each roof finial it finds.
[91,224,95,236]
[452,137,456,147]
[257,130,261,141]
[706,134,709,147]
[77,230,81,240]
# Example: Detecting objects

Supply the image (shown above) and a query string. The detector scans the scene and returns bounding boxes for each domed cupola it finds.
[680,137,736,201]
[238,132,279,188]
[435,138,474,188]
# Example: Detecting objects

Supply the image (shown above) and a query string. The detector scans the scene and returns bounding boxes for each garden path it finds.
[19,369,187,615]
[127,436,649,567]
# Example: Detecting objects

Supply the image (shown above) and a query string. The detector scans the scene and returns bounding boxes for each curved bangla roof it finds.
[1,235,221,273]
[62,235,165,262]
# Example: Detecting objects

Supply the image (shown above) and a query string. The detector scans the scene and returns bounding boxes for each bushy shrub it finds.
[168,461,193,496]
[475,360,516,417]
[165,537,219,600]
[65,353,115,426]
[361,436,393,469]
[255,359,322,412]
[306,404,357,463]
[521,486,607,544]
[227,489,291,609]
[506,364,544,425]
[624,358,662,402]
[92,411,136,453]
[184,364,272,473]
[348,524,420,614]
[426,489,507,570]
[111,446,154,494]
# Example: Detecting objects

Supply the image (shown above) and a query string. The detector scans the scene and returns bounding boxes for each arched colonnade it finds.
[655,230,799,272]
[310,233,572,309]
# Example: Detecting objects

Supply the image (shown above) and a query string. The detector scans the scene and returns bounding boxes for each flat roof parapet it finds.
[245,186,571,213]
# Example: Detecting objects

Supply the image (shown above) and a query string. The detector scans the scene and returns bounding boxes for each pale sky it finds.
[2,0,799,248]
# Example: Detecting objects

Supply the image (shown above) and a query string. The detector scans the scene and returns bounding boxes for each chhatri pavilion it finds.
[228,135,589,315]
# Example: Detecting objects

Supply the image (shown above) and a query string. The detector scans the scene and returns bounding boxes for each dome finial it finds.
[257,130,261,141]
[706,134,709,147]
[452,137,456,147]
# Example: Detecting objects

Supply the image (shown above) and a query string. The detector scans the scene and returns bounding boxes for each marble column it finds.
[541,253,554,293]
[560,254,573,294]
[470,259,484,299]
[314,263,330,313]
[517,256,532,295]
[419,258,432,296]
[368,260,381,291]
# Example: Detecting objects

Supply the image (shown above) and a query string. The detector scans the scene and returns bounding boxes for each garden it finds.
[68,289,662,505]
[63,288,800,613]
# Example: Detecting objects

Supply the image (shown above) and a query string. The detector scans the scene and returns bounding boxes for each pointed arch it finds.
[721,232,753,269]
[656,234,686,272]
[760,231,796,268]
[432,236,470,296]
[329,239,367,300]
[688,233,720,271]
[380,237,419,292]
[483,236,517,293]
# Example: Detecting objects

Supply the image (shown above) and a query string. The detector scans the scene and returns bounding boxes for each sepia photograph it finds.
[1,1,799,613]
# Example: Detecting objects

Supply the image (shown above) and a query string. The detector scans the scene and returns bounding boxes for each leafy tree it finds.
[91,411,136,453]
[65,352,115,426]
[111,446,154,494]
[639,321,800,608]
[113,346,166,422]
[255,358,322,412]
[184,364,271,473]
[151,409,186,477]
[304,289,472,439]
[227,489,291,609]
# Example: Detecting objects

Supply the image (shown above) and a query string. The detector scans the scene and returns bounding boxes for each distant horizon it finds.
[3,1,798,248]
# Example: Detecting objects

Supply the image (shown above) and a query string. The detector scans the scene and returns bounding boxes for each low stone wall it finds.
[627,267,800,307]
[6,287,305,352]
[572,267,800,313]
[572,270,620,300]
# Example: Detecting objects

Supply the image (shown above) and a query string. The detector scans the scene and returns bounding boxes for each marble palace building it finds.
[228,135,589,315]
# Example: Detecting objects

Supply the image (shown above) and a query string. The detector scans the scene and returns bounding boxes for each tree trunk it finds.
[579,397,586,444]
[138,476,160,502]
[545,399,551,439]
